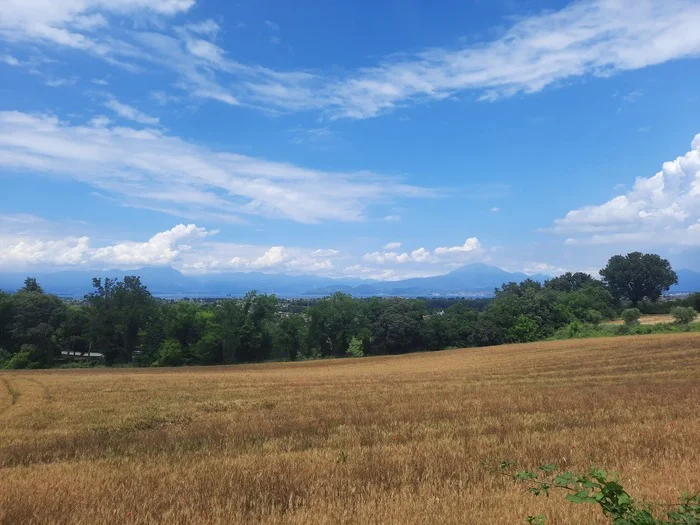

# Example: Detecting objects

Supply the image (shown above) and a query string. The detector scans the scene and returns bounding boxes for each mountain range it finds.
[0,264,698,298]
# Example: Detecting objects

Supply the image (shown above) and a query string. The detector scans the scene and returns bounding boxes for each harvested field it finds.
[1,333,699,524]
[605,314,677,325]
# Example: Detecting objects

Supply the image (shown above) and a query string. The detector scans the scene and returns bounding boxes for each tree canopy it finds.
[599,252,678,306]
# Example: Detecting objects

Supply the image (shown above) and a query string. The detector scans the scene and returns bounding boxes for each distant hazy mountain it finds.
[0,263,546,298]
[1,264,696,298]
[307,263,549,297]
[671,269,700,293]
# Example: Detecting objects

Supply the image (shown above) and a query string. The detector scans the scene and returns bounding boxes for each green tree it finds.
[545,272,595,293]
[214,292,278,363]
[346,336,364,357]
[621,308,641,326]
[670,306,697,325]
[84,277,156,364]
[156,338,186,366]
[9,281,65,365]
[21,277,43,293]
[276,314,308,361]
[369,298,425,355]
[600,252,678,306]
[308,293,368,357]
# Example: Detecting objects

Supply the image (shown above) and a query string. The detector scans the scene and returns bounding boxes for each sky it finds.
[1,0,700,281]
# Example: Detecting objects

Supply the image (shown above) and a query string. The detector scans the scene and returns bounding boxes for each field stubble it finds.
[1,333,699,524]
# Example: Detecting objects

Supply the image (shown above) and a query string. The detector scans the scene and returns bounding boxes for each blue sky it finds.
[1,0,699,280]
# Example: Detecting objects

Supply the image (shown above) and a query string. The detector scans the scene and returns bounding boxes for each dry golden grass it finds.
[1,333,700,524]
[606,314,676,325]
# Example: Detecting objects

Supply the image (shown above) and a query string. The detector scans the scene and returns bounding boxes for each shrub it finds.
[670,306,697,325]
[346,337,364,358]
[6,350,38,369]
[585,309,603,325]
[156,339,186,367]
[621,308,641,326]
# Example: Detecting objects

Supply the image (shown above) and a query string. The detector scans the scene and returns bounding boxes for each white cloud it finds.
[0,0,195,51]
[363,237,484,266]
[490,207,500,213]
[242,0,700,119]
[311,249,340,257]
[150,90,180,105]
[45,76,77,87]
[363,251,412,264]
[0,217,499,279]
[521,262,567,276]
[91,78,109,85]
[88,115,111,127]
[553,133,700,245]
[0,111,431,225]
[3,1,699,119]
[0,223,215,270]
[435,237,481,255]
[1,54,20,66]
[104,96,160,125]
[184,19,220,37]
[91,224,215,266]
[410,247,432,263]
[383,241,401,250]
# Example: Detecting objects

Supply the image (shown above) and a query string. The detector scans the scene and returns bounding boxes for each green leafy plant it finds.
[345,336,364,358]
[670,306,697,325]
[495,462,700,524]
[621,308,641,326]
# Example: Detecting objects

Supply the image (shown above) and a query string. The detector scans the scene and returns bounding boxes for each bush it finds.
[346,337,364,358]
[6,350,39,369]
[585,309,603,325]
[156,339,186,367]
[670,306,698,325]
[621,308,641,326]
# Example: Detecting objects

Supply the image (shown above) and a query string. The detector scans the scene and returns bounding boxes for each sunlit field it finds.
[1,333,699,524]
[605,314,677,325]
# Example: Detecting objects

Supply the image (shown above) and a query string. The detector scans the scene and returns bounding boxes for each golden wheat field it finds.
[1,334,700,525]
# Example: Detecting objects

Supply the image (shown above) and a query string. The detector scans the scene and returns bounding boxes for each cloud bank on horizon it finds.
[1,0,699,279]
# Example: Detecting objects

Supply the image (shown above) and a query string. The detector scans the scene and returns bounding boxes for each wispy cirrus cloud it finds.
[2,1,700,119]
[0,111,432,225]
[104,95,160,125]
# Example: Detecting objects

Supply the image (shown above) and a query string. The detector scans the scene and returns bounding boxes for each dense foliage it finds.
[600,252,678,306]
[0,253,698,369]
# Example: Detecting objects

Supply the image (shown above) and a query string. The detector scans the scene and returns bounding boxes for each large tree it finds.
[599,252,678,306]
[85,277,156,364]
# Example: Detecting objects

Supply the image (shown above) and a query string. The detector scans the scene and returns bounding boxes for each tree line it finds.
[0,252,697,369]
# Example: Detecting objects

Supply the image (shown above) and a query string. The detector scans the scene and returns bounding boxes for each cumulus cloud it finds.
[91,224,215,266]
[363,237,484,266]
[553,133,700,245]
[0,223,215,270]
[383,241,401,250]
[434,237,481,255]
[0,111,431,225]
